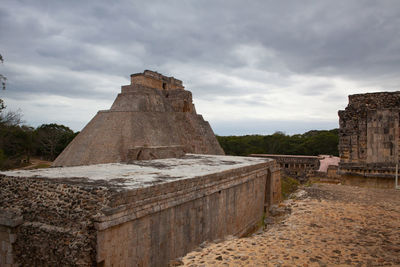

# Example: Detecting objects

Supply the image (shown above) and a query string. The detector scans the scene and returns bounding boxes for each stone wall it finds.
[130,70,184,90]
[0,176,112,266]
[0,211,22,267]
[250,154,319,182]
[96,162,280,266]
[0,155,280,266]
[338,91,400,183]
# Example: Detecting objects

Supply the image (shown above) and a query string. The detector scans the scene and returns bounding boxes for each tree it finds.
[0,98,23,126]
[217,129,339,157]
[0,53,28,169]
[0,122,34,170]
[35,124,77,160]
[0,108,23,126]
[0,54,6,90]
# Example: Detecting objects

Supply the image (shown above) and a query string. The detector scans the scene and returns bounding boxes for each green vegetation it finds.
[0,119,78,170]
[281,176,300,199]
[0,100,78,170]
[35,123,77,161]
[216,129,339,156]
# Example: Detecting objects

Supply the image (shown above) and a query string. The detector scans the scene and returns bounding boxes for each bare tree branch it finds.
[0,53,5,90]
[1,109,23,126]
[0,74,6,90]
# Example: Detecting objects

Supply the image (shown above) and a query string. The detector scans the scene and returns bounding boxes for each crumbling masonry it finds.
[249,154,320,182]
[338,91,400,187]
[53,70,224,167]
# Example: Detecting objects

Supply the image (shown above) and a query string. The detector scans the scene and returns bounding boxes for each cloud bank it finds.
[1,0,400,135]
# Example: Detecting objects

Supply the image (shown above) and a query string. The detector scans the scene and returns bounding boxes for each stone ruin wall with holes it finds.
[250,154,320,182]
[338,91,400,187]
[0,160,280,266]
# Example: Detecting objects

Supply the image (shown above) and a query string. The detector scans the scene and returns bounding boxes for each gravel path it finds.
[181,184,400,266]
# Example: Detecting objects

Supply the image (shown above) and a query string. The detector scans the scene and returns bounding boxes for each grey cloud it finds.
[3,1,400,77]
[221,96,270,107]
[1,0,400,133]
[302,83,335,96]
[3,68,119,101]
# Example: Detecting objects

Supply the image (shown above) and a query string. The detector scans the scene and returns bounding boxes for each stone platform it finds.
[0,154,280,266]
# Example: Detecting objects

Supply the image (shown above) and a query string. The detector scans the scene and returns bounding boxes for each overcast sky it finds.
[1,0,400,135]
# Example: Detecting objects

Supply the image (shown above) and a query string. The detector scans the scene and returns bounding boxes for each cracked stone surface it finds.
[1,154,270,191]
[181,184,400,266]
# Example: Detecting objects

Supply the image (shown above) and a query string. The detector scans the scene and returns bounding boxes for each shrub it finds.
[281,175,300,199]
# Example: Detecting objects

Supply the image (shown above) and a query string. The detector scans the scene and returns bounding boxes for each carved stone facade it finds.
[53,70,224,167]
[338,91,400,182]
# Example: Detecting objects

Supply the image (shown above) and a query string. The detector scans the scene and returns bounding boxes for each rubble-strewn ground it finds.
[181,184,400,266]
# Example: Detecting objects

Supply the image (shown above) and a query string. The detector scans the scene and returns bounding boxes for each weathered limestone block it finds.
[0,176,112,266]
[53,70,224,167]
[127,146,186,161]
[0,210,22,267]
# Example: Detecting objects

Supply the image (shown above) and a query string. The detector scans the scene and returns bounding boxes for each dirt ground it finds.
[181,184,400,266]
[18,158,52,170]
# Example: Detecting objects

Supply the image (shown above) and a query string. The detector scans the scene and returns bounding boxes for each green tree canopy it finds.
[217,129,339,156]
[35,123,77,161]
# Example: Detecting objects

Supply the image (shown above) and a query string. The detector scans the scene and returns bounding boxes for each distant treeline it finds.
[216,129,339,156]
[0,100,78,169]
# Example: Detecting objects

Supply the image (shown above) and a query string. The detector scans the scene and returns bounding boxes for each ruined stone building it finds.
[250,154,340,182]
[0,71,281,266]
[249,154,319,182]
[338,91,400,187]
[53,70,224,166]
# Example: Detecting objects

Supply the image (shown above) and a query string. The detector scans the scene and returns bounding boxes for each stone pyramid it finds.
[53,70,224,166]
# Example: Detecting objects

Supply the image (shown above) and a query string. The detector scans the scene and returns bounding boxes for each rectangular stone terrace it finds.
[0,154,280,266]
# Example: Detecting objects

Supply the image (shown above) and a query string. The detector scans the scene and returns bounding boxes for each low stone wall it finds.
[339,162,396,179]
[0,155,280,266]
[95,163,280,266]
[341,174,396,189]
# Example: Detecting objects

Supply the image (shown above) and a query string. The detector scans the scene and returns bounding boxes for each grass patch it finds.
[258,212,266,228]
[303,179,315,187]
[31,163,51,169]
[281,176,300,199]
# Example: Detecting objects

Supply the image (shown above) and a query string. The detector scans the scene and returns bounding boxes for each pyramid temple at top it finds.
[53,70,224,167]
